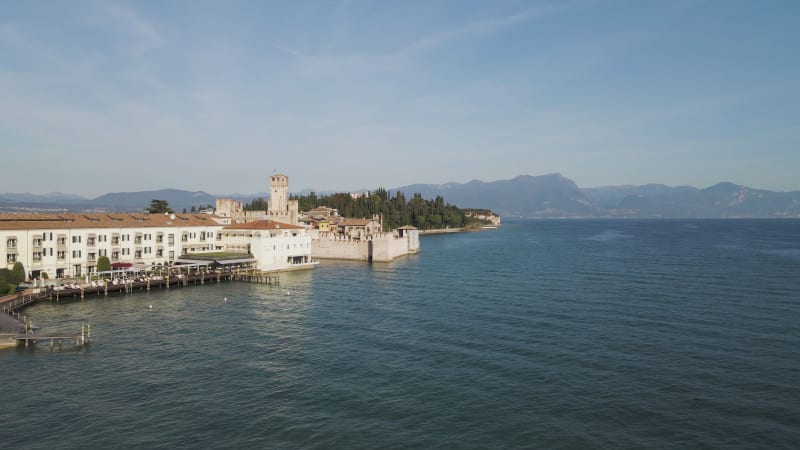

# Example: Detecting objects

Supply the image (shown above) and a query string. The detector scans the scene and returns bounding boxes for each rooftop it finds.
[0,212,220,230]
[223,220,304,231]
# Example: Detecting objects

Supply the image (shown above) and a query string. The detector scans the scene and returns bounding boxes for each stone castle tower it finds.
[267,172,299,225]
[215,172,298,225]
[268,173,289,215]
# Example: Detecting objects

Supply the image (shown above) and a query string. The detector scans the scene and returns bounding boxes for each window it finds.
[33,252,42,261]
[122,234,130,242]
[111,251,119,261]
[168,250,175,259]
[33,238,43,247]
[7,238,17,248]
[157,233,163,243]
[57,237,66,245]
[144,233,152,241]
[72,236,82,243]
[87,237,96,246]
[57,251,66,260]
[88,253,96,262]
[168,234,175,246]
[135,250,142,258]
[123,248,130,256]
[135,236,142,244]
[72,250,82,258]
[112,236,120,245]
[156,249,163,257]
[7,254,16,263]
[144,247,152,254]
[99,249,107,257]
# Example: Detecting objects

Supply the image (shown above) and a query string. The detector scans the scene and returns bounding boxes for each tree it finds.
[0,269,11,295]
[97,255,111,273]
[147,199,172,214]
[190,205,196,213]
[12,261,25,283]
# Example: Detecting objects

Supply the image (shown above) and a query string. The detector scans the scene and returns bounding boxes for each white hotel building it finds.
[0,212,314,280]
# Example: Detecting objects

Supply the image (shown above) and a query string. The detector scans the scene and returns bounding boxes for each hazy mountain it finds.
[582,184,698,208]
[609,182,800,218]
[394,176,800,218]
[0,192,89,204]
[396,173,597,217]
[3,176,799,218]
[92,189,217,212]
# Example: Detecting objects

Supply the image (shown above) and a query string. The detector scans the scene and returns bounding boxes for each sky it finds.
[1,0,798,197]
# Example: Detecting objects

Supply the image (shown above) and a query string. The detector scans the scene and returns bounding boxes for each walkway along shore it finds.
[0,267,280,350]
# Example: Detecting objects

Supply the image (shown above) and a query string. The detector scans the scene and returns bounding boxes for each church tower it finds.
[268,173,289,215]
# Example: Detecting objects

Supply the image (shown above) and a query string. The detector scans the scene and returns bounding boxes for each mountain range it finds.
[394,174,800,218]
[1,174,799,218]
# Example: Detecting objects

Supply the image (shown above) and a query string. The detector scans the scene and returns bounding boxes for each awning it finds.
[111,262,133,268]
[173,259,213,265]
[215,258,256,265]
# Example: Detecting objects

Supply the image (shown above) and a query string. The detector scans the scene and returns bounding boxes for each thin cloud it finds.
[270,3,568,77]
[90,0,163,54]
[402,5,563,56]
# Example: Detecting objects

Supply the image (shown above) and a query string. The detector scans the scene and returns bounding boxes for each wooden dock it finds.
[0,267,281,349]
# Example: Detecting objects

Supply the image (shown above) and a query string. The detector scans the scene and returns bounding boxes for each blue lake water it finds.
[1,219,799,448]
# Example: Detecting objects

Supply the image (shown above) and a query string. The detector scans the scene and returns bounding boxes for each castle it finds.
[215,173,299,226]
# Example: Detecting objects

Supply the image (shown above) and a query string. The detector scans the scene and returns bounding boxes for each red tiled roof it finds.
[0,212,220,230]
[223,220,304,230]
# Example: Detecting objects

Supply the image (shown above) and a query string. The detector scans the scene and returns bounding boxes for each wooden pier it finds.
[0,267,281,349]
[9,322,91,350]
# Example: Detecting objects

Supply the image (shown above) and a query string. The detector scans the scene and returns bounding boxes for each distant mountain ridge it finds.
[2,175,799,218]
[394,174,800,218]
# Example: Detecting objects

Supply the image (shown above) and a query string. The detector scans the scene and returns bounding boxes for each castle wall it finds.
[310,230,420,262]
[311,233,370,261]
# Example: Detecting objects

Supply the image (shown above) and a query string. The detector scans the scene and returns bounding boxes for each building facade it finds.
[0,212,312,280]
[221,220,316,272]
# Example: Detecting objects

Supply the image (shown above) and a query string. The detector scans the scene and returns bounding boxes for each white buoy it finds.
[224,297,227,302]
[149,304,153,309]
[286,291,290,296]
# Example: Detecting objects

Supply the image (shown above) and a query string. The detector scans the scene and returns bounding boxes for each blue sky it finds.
[1,0,798,197]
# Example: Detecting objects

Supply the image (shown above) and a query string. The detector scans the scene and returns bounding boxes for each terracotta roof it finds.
[223,220,304,230]
[0,212,221,230]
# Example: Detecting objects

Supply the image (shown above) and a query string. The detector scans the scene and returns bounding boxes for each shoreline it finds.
[419,226,499,235]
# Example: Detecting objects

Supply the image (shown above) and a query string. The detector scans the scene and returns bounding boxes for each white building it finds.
[220,220,317,272]
[0,212,313,280]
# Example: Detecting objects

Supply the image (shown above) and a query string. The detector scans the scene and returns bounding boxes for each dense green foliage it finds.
[97,256,111,273]
[289,188,478,230]
[243,197,269,211]
[0,267,24,295]
[12,262,25,283]
[147,199,173,214]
